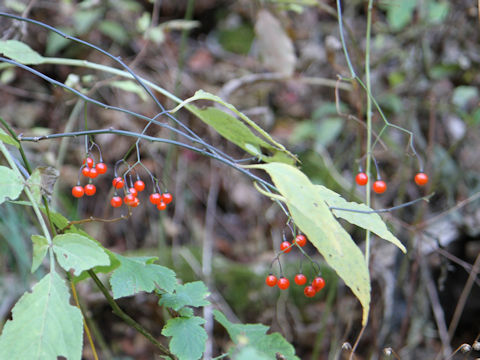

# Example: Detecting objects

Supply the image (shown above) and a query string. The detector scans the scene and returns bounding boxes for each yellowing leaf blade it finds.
[252,163,370,325]
[316,185,406,253]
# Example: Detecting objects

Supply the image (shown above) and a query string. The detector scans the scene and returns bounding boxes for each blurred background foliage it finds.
[0,0,479,359]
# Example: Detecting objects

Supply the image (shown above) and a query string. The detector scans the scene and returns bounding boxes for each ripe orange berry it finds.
[280,241,292,253]
[72,186,84,198]
[372,180,387,194]
[277,277,290,290]
[355,172,368,186]
[414,172,429,186]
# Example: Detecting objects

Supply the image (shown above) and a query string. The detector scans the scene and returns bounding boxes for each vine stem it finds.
[364,0,373,266]
[0,142,55,270]
[87,270,175,359]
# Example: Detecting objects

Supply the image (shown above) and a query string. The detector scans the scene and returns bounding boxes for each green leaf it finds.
[26,168,42,205]
[162,316,207,360]
[189,106,284,162]
[110,255,177,299]
[234,346,270,360]
[250,163,370,325]
[384,0,416,31]
[452,86,478,110]
[0,126,19,148]
[111,80,148,101]
[170,90,297,163]
[213,310,299,360]
[427,1,449,24]
[36,208,120,281]
[315,185,406,253]
[52,233,110,276]
[99,20,129,45]
[0,40,44,65]
[31,235,48,273]
[159,281,210,311]
[0,166,24,205]
[0,272,83,360]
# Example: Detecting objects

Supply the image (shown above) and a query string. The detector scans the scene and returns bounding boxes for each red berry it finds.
[157,202,167,211]
[131,197,140,208]
[312,276,325,292]
[372,180,387,194]
[161,192,173,204]
[72,185,84,198]
[113,177,124,189]
[84,184,96,196]
[124,194,136,206]
[82,166,91,178]
[356,172,368,186]
[150,193,162,205]
[294,274,307,286]
[294,234,307,247]
[280,241,292,253]
[414,172,429,186]
[83,157,94,168]
[128,187,138,197]
[265,274,277,287]
[277,277,290,290]
[95,162,107,174]
[304,286,316,298]
[134,180,145,192]
[88,167,98,179]
[110,196,123,208]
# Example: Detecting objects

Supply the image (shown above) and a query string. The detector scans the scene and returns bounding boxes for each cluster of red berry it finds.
[110,176,173,211]
[71,155,173,211]
[265,273,325,298]
[71,157,108,197]
[355,172,429,194]
[266,234,326,297]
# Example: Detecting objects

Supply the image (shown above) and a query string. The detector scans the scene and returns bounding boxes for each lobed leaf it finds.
[162,316,207,360]
[52,233,110,276]
[250,163,371,325]
[158,281,210,311]
[0,272,83,360]
[214,310,298,360]
[109,255,176,299]
[0,166,24,205]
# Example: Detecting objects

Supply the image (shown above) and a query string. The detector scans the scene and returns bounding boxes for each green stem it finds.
[87,270,175,359]
[0,57,183,105]
[0,142,55,269]
[364,0,374,264]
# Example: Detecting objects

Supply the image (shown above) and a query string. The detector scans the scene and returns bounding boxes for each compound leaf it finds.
[31,235,48,273]
[214,310,298,360]
[0,40,44,65]
[0,166,24,205]
[158,281,210,311]
[52,233,110,276]
[315,185,406,253]
[0,272,83,360]
[162,316,207,360]
[250,163,370,325]
[110,255,176,299]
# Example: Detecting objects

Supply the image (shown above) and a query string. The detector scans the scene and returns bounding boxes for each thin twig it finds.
[447,253,480,339]
[421,255,452,359]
